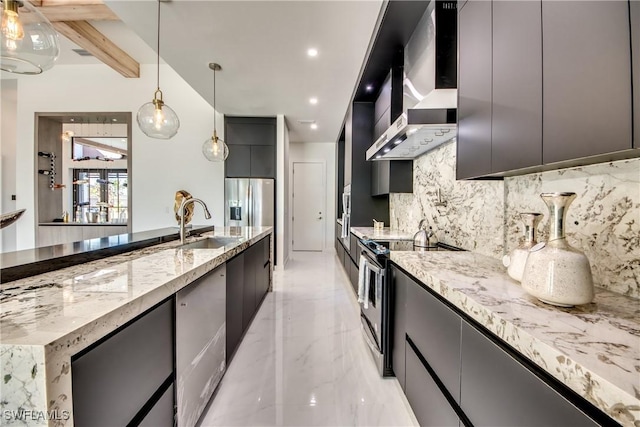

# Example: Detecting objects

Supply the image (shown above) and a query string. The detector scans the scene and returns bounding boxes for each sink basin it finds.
[180,236,242,250]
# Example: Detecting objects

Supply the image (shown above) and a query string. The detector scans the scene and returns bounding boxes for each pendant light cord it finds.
[213,68,217,133]
[156,0,161,91]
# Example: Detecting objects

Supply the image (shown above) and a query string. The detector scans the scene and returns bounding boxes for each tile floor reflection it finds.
[199,251,417,426]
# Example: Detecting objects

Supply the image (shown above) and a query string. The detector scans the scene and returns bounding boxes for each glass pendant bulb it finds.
[136,0,180,140]
[202,130,229,162]
[0,0,59,74]
[137,88,180,139]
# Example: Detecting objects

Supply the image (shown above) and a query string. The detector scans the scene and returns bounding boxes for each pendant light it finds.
[0,0,60,74]
[136,0,179,139]
[202,62,229,162]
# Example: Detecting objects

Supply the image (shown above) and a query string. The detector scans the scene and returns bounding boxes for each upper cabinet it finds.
[457,0,638,179]
[225,117,276,178]
[542,1,632,163]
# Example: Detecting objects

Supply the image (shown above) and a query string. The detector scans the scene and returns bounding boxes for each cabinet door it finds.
[632,0,640,149]
[491,0,542,173]
[226,253,244,362]
[139,382,174,427]
[176,265,226,427]
[225,145,251,178]
[405,343,460,427]
[243,246,257,330]
[457,0,492,179]
[226,118,276,146]
[72,300,173,427]
[542,1,632,163]
[349,259,359,294]
[250,145,275,178]
[406,280,461,401]
[391,266,408,390]
[460,321,598,426]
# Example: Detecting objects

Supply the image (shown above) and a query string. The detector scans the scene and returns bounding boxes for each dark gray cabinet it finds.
[542,1,632,163]
[138,383,174,427]
[391,266,408,390]
[405,344,460,427]
[406,277,461,401]
[371,160,413,196]
[349,233,359,263]
[456,0,493,179]
[460,321,598,426]
[243,247,257,330]
[225,117,276,178]
[349,258,359,294]
[491,0,542,173]
[226,252,244,362]
[255,237,270,306]
[72,299,174,427]
[631,0,640,149]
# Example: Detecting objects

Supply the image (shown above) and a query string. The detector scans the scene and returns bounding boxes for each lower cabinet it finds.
[71,299,174,426]
[349,258,359,294]
[139,382,175,427]
[405,342,459,427]
[460,321,599,427]
[227,237,271,363]
[390,265,601,427]
[176,264,226,427]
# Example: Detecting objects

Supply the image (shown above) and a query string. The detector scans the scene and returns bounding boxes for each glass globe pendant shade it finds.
[202,131,229,162]
[1,0,60,74]
[137,89,180,139]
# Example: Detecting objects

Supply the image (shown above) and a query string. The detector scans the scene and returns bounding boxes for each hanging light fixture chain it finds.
[213,66,216,132]
[156,0,161,91]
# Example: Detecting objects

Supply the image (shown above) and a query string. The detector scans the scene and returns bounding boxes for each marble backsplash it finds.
[389,140,640,299]
[389,140,505,259]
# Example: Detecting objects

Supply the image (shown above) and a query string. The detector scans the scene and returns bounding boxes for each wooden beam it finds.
[53,21,140,78]
[38,4,118,22]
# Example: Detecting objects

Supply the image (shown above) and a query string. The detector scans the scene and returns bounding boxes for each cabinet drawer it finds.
[405,342,460,427]
[139,382,174,427]
[460,321,598,426]
[72,299,173,426]
[406,280,461,401]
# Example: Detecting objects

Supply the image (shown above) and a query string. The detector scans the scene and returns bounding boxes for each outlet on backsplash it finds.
[390,139,640,299]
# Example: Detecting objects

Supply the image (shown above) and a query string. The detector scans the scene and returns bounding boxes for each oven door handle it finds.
[361,252,384,277]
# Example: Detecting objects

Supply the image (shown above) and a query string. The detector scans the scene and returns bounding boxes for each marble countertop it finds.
[391,251,640,426]
[0,226,273,426]
[351,227,415,241]
[1,225,214,283]
[38,222,128,226]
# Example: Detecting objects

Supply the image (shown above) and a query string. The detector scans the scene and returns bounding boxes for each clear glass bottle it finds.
[521,192,594,307]
[502,212,543,282]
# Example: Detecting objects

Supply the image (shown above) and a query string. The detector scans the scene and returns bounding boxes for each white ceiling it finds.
[103,0,384,143]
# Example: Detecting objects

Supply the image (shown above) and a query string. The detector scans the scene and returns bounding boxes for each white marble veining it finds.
[389,139,505,258]
[505,158,640,299]
[350,227,415,242]
[391,250,640,426]
[0,227,272,426]
[200,251,417,427]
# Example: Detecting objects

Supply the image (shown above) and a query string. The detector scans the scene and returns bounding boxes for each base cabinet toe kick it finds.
[391,264,615,427]
[69,234,272,427]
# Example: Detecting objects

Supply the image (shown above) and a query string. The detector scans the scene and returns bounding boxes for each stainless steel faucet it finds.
[179,197,212,244]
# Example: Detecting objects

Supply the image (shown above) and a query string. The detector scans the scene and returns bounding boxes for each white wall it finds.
[5,63,225,250]
[0,79,18,252]
[289,141,336,251]
[276,115,290,268]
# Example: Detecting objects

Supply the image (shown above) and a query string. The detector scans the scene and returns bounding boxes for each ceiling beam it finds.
[38,4,119,22]
[52,21,140,78]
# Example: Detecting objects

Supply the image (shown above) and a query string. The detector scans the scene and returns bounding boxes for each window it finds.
[73,169,127,223]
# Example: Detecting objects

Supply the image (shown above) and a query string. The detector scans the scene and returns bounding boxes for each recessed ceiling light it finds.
[309,97,318,105]
[383,148,391,153]
[310,123,318,130]
[112,118,118,122]
[70,118,75,122]
[366,84,374,92]
[307,48,318,57]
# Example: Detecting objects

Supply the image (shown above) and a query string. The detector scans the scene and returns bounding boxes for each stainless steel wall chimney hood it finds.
[366,0,458,161]
[366,108,456,160]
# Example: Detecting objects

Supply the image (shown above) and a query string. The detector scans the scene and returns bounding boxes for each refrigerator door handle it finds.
[248,183,253,227]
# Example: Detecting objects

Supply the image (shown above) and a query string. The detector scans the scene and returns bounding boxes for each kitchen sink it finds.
[180,237,243,250]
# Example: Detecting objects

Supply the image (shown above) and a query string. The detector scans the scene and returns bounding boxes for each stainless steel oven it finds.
[358,239,391,376]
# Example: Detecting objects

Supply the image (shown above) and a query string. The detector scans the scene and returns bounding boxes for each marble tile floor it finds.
[199,251,417,426]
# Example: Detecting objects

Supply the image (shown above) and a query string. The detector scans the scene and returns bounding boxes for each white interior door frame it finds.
[290,160,326,251]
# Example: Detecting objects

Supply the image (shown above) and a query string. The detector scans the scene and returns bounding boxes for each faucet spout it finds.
[179,197,212,244]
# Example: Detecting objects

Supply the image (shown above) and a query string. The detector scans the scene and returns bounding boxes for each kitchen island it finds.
[391,251,639,426]
[0,226,272,426]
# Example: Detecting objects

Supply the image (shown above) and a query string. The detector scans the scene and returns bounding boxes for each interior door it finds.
[292,162,325,251]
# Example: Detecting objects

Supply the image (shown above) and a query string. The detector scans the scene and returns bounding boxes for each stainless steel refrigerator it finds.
[224,178,275,228]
